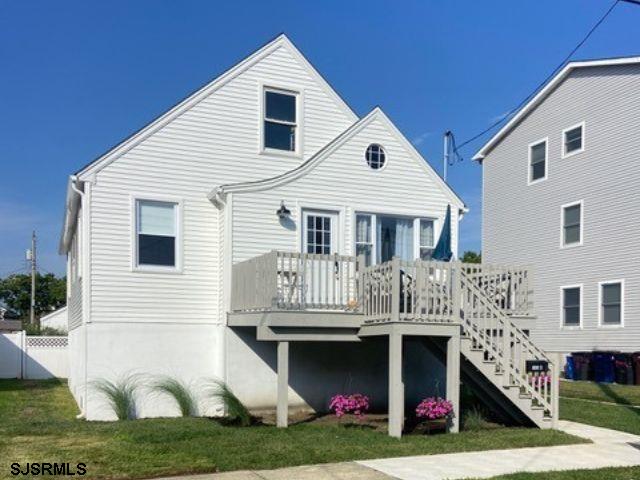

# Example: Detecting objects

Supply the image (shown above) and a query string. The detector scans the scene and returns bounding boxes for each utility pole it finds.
[29,231,37,326]
[443,131,451,183]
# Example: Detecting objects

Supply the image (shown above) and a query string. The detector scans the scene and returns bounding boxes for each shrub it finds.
[462,406,492,431]
[91,375,139,420]
[329,394,370,418]
[152,376,196,417]
[206,379,251,426]
[415,397,453,420]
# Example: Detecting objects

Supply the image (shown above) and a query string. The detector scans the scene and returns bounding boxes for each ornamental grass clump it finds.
[329,394,370,418]
[152,376,197,417]
[415,397,453,421]
[206,379,252,426]
[92,375,140,420]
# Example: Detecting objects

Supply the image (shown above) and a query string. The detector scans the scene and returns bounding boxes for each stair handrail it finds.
[459,269,556,418]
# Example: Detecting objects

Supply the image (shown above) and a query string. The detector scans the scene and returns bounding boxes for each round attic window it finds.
[365,144,386,170]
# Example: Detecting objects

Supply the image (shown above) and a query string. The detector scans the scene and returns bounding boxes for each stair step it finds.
[530,405,545,411]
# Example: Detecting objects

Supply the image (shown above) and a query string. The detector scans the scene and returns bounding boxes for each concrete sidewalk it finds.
[158,421,640,480]
[358,421,640,479]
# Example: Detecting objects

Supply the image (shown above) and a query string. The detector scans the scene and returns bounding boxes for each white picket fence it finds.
[0,332,69,379]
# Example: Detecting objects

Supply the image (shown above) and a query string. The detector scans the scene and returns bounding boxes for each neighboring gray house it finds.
[475,56,640,357]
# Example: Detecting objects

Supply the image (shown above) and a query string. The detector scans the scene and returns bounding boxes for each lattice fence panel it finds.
[26,336,68,348]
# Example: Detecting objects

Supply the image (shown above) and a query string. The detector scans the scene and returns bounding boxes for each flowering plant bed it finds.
[329,394,370,418]
[414,397,453,434]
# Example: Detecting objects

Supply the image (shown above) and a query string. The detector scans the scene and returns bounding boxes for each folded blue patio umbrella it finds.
[431,204,453,261]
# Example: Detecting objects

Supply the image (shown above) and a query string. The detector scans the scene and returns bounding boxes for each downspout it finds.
[70,175,87,419]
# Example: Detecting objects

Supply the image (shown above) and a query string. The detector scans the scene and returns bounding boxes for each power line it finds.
[453,0,621,155]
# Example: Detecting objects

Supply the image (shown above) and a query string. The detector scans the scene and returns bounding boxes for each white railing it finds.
[230,251,362,312]
[460,271,556,421]
[462,263,533,316]
[362,258,456,323]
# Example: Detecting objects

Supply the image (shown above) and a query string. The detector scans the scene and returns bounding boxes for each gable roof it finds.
[75,33,358,179]
[209,107,466,211]
[473,55,640,162]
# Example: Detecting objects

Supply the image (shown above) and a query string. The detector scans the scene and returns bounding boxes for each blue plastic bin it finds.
[565,355,575,380]
[593,352,616,383]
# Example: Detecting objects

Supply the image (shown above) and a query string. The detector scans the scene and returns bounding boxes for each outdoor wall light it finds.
[276,201,291,219]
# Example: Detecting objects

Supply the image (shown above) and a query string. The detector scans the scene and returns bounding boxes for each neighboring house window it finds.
[355,214,373,266]
[561,201,582,247]
[264,88,297,152]
[528,139,547,184]
[365,144,386,170]
[561,285,581,327]
[136,200,178,268]
[419,219,435,260]
[355,213,436,264]
[562,122,585,157]
[600,280,623,327]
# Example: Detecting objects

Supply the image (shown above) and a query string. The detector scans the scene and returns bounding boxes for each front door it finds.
[302,210,339,307]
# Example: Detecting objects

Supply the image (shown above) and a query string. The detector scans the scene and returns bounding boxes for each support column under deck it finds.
[388,331,404,438]
[276,341,289,428]
[446,333,461,433]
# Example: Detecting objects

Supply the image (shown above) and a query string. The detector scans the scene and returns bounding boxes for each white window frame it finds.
[131,195,183,273]
[598,279,625,328]
[561,121,586,159]
[260,84,303,158]
[355,213,375,265]
[353,211,438,264]
[559,284,583,329]
[560,200,584,249]
[364,144,388,171]
[527,137,548,185]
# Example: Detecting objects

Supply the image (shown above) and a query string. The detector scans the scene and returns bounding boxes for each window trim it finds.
[560,200,584,249]
[259,84,303,158]
[527,137,548,185]
[131,195,183,273]
[561,121,586,159]
[353,211,438,265]
[598,279,625,328]
[560,284,583,330]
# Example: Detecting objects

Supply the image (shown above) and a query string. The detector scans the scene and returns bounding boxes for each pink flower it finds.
[415,397,453,420]
[329,394,370,419]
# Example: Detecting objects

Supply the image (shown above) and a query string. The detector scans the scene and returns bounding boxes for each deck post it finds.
[446,332,461,433]
[276,341,289,428]
[391,257,401,322]
[388,330,404,438]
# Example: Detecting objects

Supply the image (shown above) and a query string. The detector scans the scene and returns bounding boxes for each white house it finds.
[40,306,68,333]
[59,34,557,436]
[475,56,640,358]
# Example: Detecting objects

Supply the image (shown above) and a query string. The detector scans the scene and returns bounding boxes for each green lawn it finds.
[487,467,640,480]
[0,379,584,480]
[560,379,640,406]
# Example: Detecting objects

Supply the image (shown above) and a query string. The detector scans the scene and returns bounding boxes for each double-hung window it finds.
[561,201,582,247]
[355,214,373,266]
[264,88,297,152]
[562,123,585,157]
[561,285,581,327]
[528,139,547,184]
[135,199,178,269]
[600,281,623,327]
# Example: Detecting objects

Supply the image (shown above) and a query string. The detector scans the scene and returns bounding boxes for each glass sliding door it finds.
[377,216,414,263]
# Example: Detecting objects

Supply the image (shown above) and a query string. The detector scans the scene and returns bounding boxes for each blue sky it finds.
[1,0,639,277]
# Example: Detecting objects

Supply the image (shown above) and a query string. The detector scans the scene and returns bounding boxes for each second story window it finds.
[561,201,582,247]
[528,139,547,184]
[264,88,297,152]
[600,280,623,327]
[562,122,585,158]
[561,285,581,327]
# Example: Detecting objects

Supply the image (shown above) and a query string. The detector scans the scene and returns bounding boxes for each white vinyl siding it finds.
[87,42,355,325]
[230,115,457,267]
[483,63,640,352]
